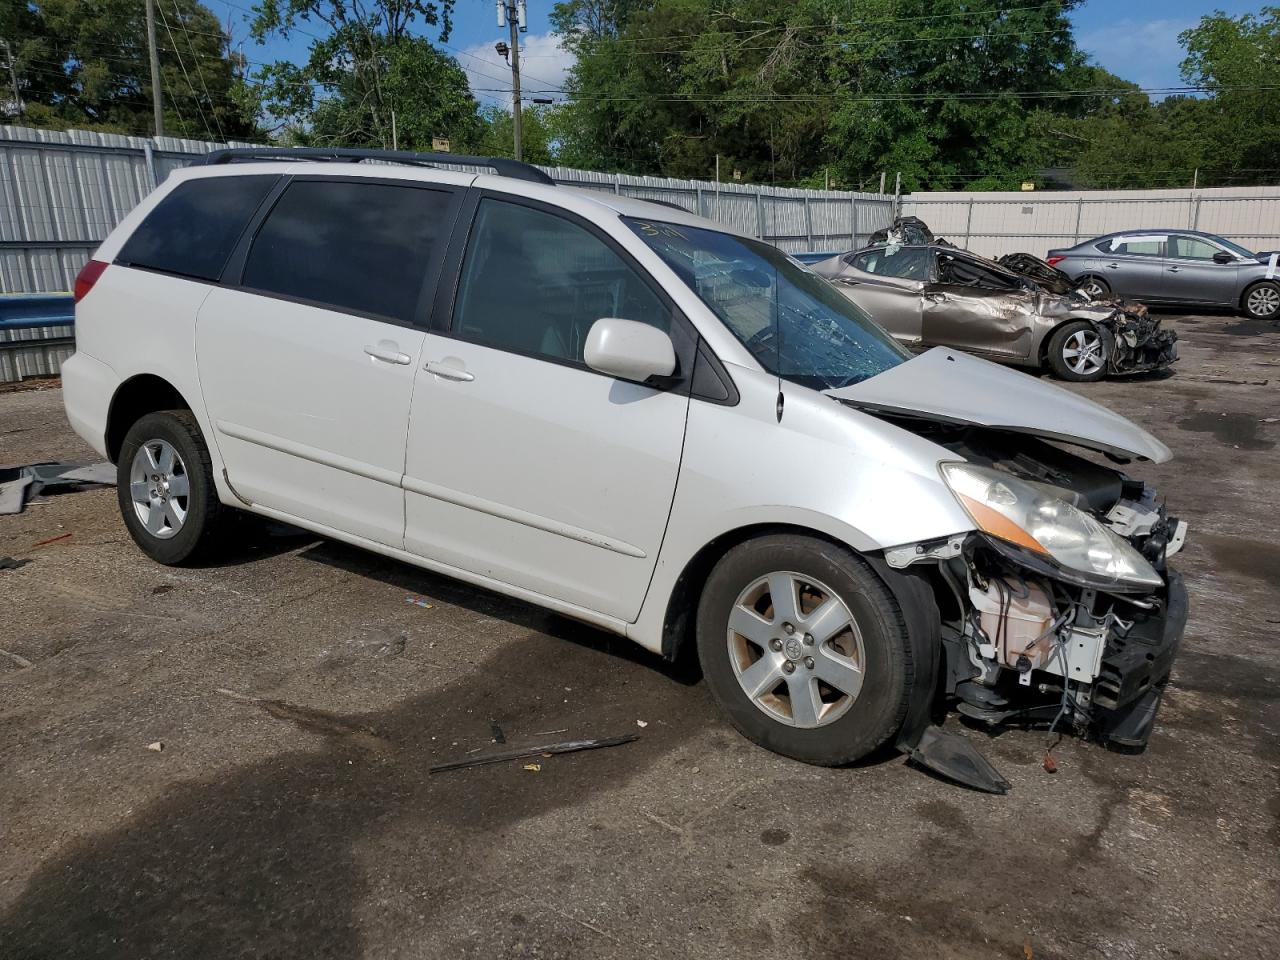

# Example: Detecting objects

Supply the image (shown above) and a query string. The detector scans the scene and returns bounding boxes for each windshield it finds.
[1214,236,1256,258]
[625,218,909,390]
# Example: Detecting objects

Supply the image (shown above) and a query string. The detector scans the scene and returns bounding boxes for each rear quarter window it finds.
[116,175,278,281]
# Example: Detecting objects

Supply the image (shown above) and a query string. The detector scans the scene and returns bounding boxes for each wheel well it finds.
[105,375,192,463]
[1038,317,1094,366]
[658,523,952,665]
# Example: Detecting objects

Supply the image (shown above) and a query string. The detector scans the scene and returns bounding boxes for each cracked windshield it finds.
[625,219,908,390]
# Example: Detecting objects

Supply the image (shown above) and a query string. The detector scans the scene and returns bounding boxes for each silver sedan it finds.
[1047,230,1280,320]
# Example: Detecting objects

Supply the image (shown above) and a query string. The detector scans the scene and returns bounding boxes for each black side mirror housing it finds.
[1213,250,1235,264]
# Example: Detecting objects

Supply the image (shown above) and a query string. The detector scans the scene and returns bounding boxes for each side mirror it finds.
[584,318,677,385]
[1213,250,1235,264]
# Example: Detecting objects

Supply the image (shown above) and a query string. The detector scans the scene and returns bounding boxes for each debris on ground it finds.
[636,720,648,728]
[429,734,640,774]
[523,763,541,772]
[0,649,34,669]
[490,722,506,744]
[0,556,31,571]
[0,461,115,515]
[147,741,164,752]
[405,596,433,609]
[32,532,72,548]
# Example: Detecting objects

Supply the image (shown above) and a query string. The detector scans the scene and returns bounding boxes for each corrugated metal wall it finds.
[901,187,1280,259]
[0,125,896,293]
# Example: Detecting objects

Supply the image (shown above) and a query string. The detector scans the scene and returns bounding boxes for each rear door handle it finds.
[423,359,475,382]
[364,340,411,365]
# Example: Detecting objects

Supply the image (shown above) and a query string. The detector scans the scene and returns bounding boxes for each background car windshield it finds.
[1214,236,1256,258]
[626,218,908,390]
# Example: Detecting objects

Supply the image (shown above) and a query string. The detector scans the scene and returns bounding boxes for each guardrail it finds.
[0,293,74,384]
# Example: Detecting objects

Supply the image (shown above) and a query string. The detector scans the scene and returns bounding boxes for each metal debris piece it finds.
[405,596,433,609]
[523,763,541,772]
[56,462,116,484]
[429,734,640,774]
[32,532,71,547]
[0,476,33,514]
[147,741,164,752]
[0,556,31,571]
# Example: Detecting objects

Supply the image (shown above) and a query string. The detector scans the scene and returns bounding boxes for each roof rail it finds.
[198,146,556,186]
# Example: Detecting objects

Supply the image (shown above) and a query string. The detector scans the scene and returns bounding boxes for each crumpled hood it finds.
[825,347,1172,463]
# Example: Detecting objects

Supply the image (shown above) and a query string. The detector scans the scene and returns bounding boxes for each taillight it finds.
[1045,256,1065,267]
[74,259,108,303]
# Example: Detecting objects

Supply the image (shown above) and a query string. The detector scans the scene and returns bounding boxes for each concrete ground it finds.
[1,314,1277,960]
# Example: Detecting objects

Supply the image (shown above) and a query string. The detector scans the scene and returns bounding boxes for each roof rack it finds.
[198,146,556,186]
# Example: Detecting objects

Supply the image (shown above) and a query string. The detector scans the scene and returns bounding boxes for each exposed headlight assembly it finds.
[941,462,1163,592]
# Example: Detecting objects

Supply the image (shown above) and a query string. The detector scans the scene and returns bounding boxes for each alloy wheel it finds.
[128,439,190,540]
[1247,285,1280,318]
[726,571,865,728]
[1080,280,1107,299]
[1062,328,1104,376]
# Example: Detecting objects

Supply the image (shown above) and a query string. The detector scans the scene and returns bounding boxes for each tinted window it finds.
[117,175,276,281]
[242,180,455,323]
[626,218,907,391]
[1170,236,1223,260]
[453,200,670,363]
[852,247,930,280]
[1100,236,1165,257]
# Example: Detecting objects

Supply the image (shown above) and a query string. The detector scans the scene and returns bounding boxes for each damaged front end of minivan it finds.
[828,351,1189,793]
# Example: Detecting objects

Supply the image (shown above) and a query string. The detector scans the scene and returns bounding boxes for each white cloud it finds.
[1076,18,1196,94]
[453,32,575,108]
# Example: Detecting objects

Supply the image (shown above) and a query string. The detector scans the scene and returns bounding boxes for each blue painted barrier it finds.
[0,293,75,331]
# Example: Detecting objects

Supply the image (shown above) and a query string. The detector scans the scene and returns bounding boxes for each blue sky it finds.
[204,0,1267,108]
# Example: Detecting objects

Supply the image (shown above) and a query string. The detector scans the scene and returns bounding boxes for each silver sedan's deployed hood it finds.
[825,347,1172,463]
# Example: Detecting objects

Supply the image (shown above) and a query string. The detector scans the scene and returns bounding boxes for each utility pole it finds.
[144,0,164,137]
[497,1,527,161]
[0,39,19,117]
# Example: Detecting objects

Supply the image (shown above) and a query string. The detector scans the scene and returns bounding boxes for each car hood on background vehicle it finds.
[824,347,1172,463]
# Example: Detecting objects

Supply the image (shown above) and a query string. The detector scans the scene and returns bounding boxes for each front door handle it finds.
[1105,262,1120,269]
[424,359,475,382]
[1168,266,1181,273]
[364,340,411,365]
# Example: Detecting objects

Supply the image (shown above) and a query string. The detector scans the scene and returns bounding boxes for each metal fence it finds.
[902,188,1280,259]
[0,124,896,293]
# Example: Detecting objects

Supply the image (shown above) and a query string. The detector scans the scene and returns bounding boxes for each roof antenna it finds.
[774,258,784,423]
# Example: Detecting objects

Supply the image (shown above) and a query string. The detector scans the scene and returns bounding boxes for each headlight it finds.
[941,462,1163,591]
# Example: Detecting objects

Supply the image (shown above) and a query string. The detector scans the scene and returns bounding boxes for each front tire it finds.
[1243,281,1280,320]
[1047,320,1107,382]
[117,410,225,565]
[695,535,914,766]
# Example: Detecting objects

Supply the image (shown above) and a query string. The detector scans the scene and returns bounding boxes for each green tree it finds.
[248,0,478,150]
[475,104,560,164]
[1180,6,1280,185]
[6,0,259,138]
[550,0,1109,190]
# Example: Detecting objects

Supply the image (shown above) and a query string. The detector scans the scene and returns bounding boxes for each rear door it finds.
[196,174,465,546]
[1163,234,1240,305]
[833,247,928,344]
[1097,234,1167,299]
[402,193,692,621]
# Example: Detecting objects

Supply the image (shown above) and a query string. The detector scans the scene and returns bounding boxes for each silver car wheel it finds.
[726,571,865,729]
[1080,279,1107,299]
[1061,329,1105,376]
[128,439,190,540]
[1247,285,1280,317]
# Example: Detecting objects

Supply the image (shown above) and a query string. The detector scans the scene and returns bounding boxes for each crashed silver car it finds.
[808,241,1178,382]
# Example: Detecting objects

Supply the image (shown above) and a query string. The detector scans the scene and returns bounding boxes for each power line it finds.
[171,0,225,139]
[155,0,214,139]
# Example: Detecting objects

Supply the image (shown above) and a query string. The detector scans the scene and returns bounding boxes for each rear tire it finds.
[1242,281,1280,320]
[117,410,226,565]
[1047,320,1107,382]
[1077,275,1110,300]
[695,534,913,766]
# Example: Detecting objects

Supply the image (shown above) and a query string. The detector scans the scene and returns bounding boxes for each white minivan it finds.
[63,148,1188,792]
